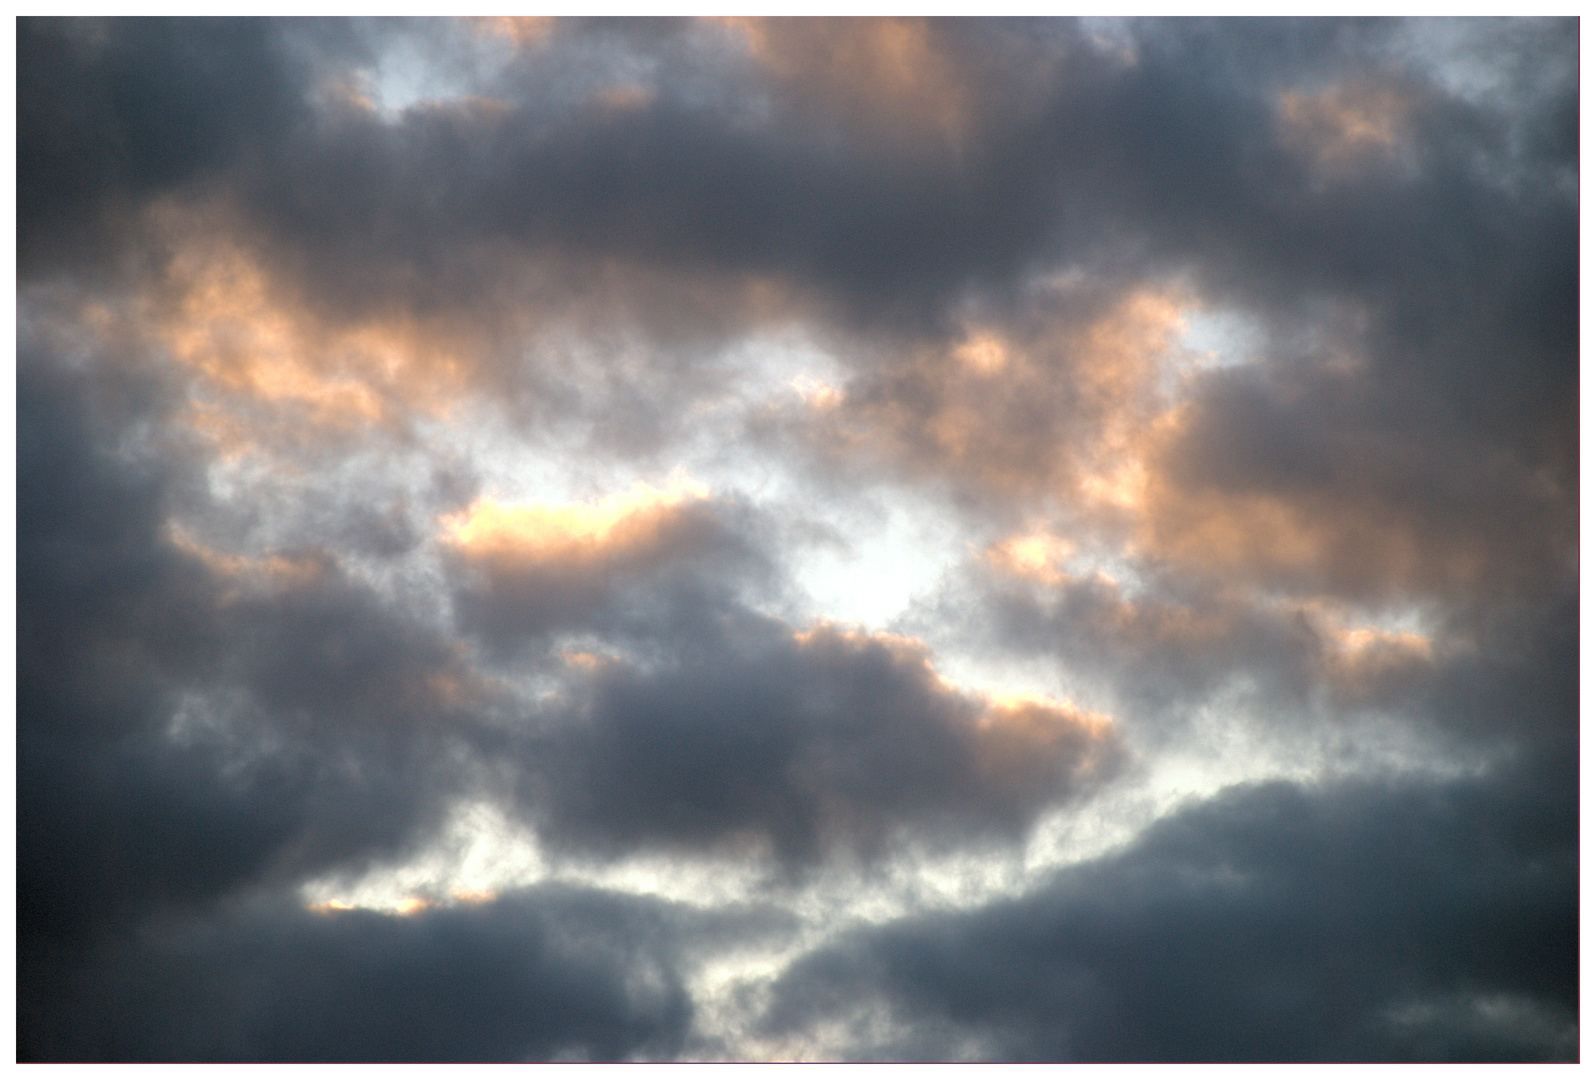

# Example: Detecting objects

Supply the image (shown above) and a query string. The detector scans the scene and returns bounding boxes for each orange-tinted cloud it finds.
[1278,82,1416,179]
[1129,450,1524,603]
[134,218,484,458]
[441,477,712,569]
[974,693,1119,794]
[788,623,1123,797]
[166,524,334,597]
[439,476,764,651]
[472,16,556,49]
[1295,602,1435,711]
[791,265,1556,606]
[984,529,1075,585]
[796,283,1192,510]
[717,17,981,150]
[963,550,1444,730]
[130,197,826,470]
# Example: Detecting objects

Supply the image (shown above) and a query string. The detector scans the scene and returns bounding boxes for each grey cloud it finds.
[762,751,1577,1061]
[1424,590,1577,749]
[16,17,326,275]
[701,20,1572,603]
[1077,23,1575,511]
[932,568,1323,724]
[225,22,1071,327]
[21,886,697,1062]
[9,21,1139,326]
[921,548,1575,759]
[17,328,1120,981]
[20,19,1574,529]
[1150,360,1576,604]
[16,354,483,947]
[20,19,1575,358]
[264,16,1570,371]
[438,464,1129,868]
[522,620,1124,866]
[15,18,1577,1062]
[447,495,777,660]
[16,356,272,939]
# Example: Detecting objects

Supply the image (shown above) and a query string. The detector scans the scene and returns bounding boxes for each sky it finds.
[14,16,1580,1063]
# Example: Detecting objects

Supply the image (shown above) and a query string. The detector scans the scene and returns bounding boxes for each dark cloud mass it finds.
[526,622,1123,865]
[16,17,1577,1062]
[24,887,699,1062]
[763,753,1578,1062]
[16,353,466,943]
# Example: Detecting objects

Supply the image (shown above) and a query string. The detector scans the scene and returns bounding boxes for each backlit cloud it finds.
[17,16,1575,1063]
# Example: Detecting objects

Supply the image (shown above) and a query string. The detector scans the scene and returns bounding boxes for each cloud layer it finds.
[16,17,1577,1062]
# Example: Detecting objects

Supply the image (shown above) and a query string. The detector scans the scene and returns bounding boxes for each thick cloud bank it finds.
[764,756,1577,1061]
[16,17,1577,1062]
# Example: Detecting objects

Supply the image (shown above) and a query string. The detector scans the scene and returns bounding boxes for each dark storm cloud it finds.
[1423,588,1578,749]
[18,354,262,937]
[7,20,1241,323]
[21,886,703,1062]
[762,751,1578,1062]
[519,620,1123,866]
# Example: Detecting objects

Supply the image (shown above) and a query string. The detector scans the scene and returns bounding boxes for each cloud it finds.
[1137,359,1576,605]
[443,480,710,559]
[715,17,997,150]
[16,352,485,947]
[444,482,775,655]
[16,17,326,274]
[15,17,1577,1063]
[1277,80,1419,179]
[761,752,1577,1061]
[773,283,1190,511]
[21,886,696,1062]
[523,622,1124,865]
[923,527,1573,765]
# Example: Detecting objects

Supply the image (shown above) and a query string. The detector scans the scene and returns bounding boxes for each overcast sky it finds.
[16,16,1579,1062]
